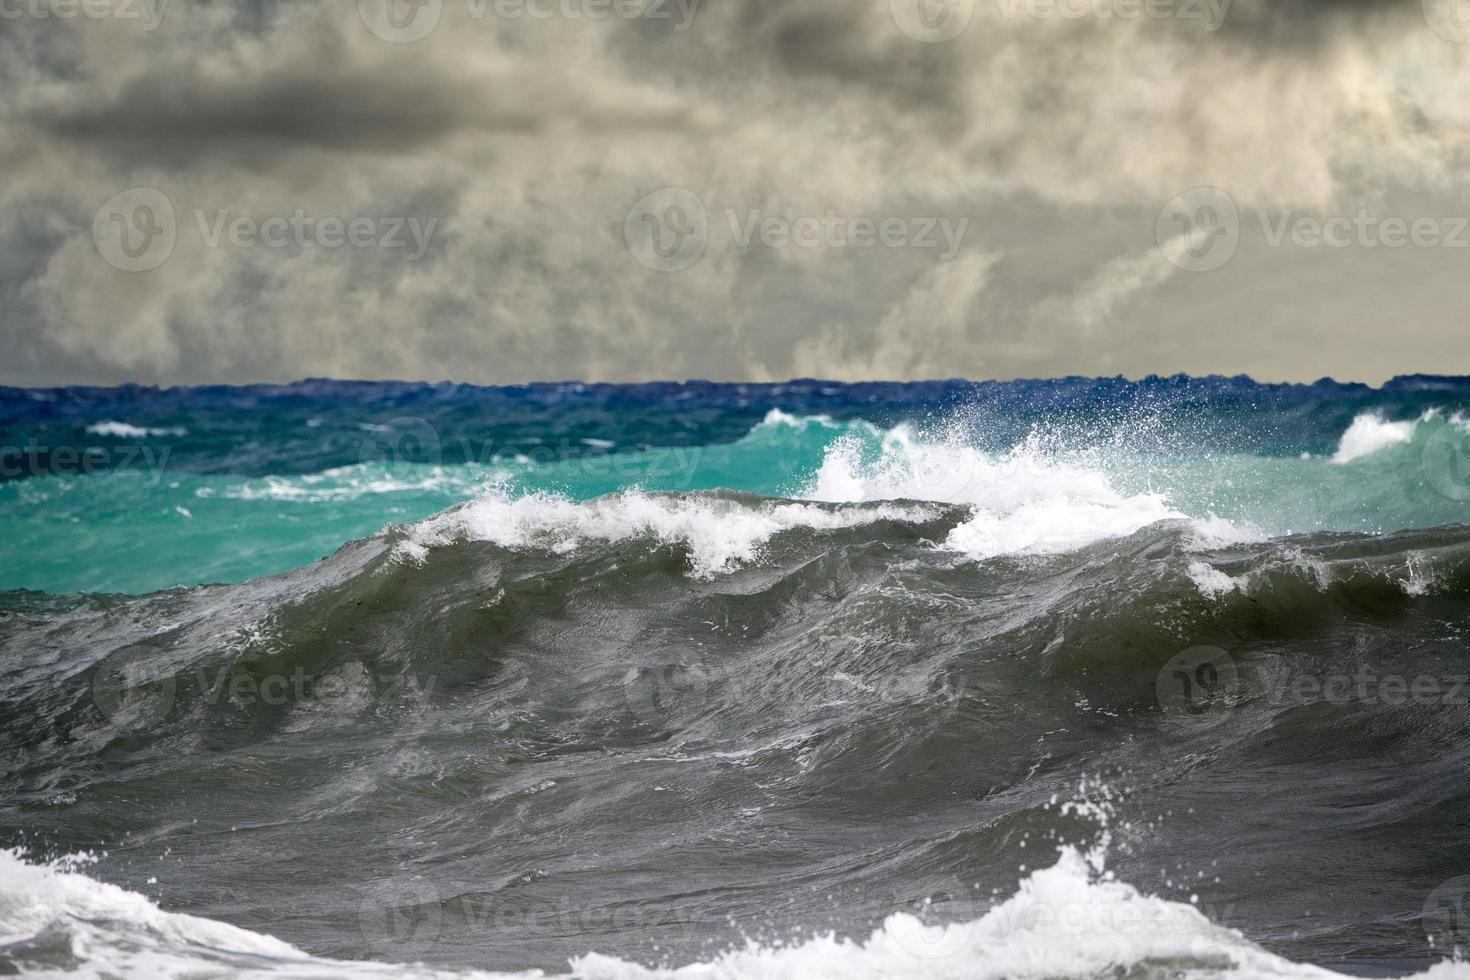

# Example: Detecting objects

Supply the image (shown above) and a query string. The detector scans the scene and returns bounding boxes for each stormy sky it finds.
[3,0,1468,386]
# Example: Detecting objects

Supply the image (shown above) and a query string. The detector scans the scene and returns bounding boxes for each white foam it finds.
[86,420,187,438]
[1331,412,1417,464]
[5,847,1464,980]
[401,489,942,579]
[801,427,1250,561]
[221,466,486,503]
[575,847,1338,980]
[1186,516,1269,550]
[943,491,1180,560]
[0,849,528,979]
[390,420,1268,574]
[758,407,841,430]
[1401,551,1438,597]
[1187,560,1244,598]
[0,848,302,975]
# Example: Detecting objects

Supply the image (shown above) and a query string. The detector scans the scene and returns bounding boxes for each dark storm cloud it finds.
[31,40,701,165]
[766,5,963,107]
[1209,0,1420,44]
[37,64,537,155]
[2,0,1469,385]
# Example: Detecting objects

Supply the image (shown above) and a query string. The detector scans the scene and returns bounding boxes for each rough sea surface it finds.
[3,376,1470,979]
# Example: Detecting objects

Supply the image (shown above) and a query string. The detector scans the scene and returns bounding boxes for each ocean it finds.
[3,375,1470,979]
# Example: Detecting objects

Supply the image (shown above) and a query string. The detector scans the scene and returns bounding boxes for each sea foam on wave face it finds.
[0,848,302,977]
[575,846,1343,980]
[399,490,943,578]
[1331,411,1422,464]
[800,426,1254,561]
[395,417,1266,575]
[4,847,1466,980]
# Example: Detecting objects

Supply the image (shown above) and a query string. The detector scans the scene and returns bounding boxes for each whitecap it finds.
[3,847,1464,980]
[86,420,187,438]
[800,426,1256,561]
[399,489,942,579]
[1331,412,1417,464]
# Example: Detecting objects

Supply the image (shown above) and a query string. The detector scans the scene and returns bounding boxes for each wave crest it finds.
[397,489,945,578]
[5,845,1465,980]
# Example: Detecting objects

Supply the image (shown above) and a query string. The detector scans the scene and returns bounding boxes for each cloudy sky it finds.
[3,0,1469,386]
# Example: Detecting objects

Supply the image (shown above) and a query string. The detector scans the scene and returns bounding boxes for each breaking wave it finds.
[6,378,1470,978]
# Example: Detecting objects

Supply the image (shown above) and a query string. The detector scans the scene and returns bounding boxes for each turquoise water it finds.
[4,404,1469,595]
[0,412,850,594]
